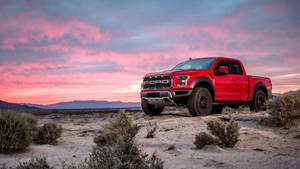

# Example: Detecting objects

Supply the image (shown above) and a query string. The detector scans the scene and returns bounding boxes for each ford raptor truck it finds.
[140,57,272,116]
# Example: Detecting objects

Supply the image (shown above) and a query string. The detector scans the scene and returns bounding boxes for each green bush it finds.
[207,118,240,147]
[94,110,141,147]
[94,132,118,147]
[105,110,141,143]
[86,140,163,169]
[268,93,300,127]
[194,132,219,149]
[0,110,37,153]
[89,110,163,169]
[1,157,53,169]
[225,119,240,147]
[34,123,62,144]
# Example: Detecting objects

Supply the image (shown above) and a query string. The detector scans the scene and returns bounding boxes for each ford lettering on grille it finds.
[143,75,172,89]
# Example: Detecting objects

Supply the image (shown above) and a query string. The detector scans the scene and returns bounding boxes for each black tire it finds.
[212,105,223,114]
[141,100,164,116]
[188,87,213,116]
[250,90,267,112]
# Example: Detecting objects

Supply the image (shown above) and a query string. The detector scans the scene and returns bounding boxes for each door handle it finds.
[232,78,237,82]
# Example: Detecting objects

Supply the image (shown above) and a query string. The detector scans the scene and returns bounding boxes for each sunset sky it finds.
[0,0,299,104]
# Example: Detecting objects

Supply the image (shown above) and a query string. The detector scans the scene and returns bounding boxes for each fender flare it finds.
[252,82,268,101]
[190,76,215,101]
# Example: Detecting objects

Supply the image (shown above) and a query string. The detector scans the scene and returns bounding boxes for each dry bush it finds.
[268,93,300,127]
[194,132,219,149]
[1,157,53,169]
[103,110,141,143]
[87,140,163,169]
[94,132,118,147]
[207,118,240,147]
[146,123,157,138]
[94,110,141,147]
[34,123,62,145]
[225,119,240,147]
[90,110,163,169]
[0,110,37,153]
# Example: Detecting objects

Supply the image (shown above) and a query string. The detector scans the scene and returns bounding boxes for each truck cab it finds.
[141,57,272,116]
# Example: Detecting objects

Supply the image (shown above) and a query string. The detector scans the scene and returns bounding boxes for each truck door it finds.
[214,60,236,101]
[227,60,248,101]
[213,60,248,101]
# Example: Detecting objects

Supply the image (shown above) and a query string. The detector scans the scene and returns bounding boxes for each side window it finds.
[214,60,230,75]
[229,61,243,75]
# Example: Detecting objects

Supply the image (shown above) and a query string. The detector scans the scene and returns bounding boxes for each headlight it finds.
[175,75,190,87]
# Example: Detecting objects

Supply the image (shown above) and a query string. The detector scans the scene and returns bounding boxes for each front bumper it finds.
[141,89,192,106]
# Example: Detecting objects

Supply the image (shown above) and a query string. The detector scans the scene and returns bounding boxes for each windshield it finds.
[172,58,216,70]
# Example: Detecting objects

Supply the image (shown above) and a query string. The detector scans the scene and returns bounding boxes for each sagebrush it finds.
[34,122,62,144]
[194,132,218,149]
[0,157,53,169]
[0,110,37,153]
[146,124,157,138]
[206,118,240,147]
[86,110,163,169]
[268,93,300,127]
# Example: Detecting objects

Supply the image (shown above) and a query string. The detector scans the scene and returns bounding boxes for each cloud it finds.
[0,0,300,104]
[0,12,109,50]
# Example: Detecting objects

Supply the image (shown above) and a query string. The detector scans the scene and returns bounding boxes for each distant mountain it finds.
[272,89,300,98]
[0,100,41,112]
[21,100,141,109]
[284,89,300,95]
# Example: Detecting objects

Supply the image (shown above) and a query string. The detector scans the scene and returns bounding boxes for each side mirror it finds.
[218,66,229,73]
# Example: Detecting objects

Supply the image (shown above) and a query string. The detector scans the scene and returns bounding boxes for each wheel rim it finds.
[256,93,266,109]
[199,96,208,109]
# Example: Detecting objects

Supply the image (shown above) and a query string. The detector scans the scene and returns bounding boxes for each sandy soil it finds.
[0,109,299,169]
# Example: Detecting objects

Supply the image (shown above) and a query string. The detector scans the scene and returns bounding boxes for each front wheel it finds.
[141,100,164,116]
[250,90,267,112]
[188,87,213,116]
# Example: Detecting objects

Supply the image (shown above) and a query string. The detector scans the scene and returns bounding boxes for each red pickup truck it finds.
[141,57,272,116]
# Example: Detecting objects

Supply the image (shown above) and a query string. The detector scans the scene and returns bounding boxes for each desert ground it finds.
[0,108,300,169]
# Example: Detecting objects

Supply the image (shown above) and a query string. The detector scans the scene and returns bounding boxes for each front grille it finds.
[143,75,172,90]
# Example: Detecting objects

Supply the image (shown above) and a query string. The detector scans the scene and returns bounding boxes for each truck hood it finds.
[144,69,209,77]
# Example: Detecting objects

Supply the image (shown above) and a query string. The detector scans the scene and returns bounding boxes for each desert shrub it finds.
[206,118,226,142]
[1,157,53,169]
[0,110,37,153]
[94,132,118,147]
[88,110,163,169]
[268,93,300,127]
[86,140,163,169]
[94,110,141,147]
[194,132,219,149]
[225,119,240,147]
[146,126,157,138]
[14,157,53,169]
[34,122,62,144]
[207,118,240,147]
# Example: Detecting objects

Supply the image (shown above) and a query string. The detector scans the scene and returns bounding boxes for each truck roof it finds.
[190,57,241,62]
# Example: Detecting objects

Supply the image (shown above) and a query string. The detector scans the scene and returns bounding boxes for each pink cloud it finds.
[0,14,109,50]
[1,1,299,104]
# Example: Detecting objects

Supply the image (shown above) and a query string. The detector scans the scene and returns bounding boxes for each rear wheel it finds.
[188,87,213,116]
[141,100,164,116]
[250,90,267,111]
